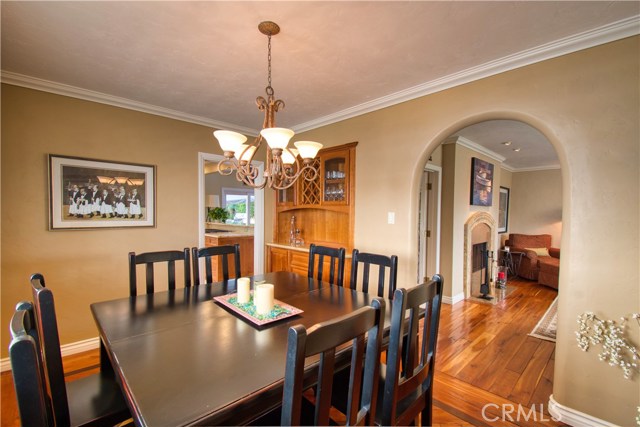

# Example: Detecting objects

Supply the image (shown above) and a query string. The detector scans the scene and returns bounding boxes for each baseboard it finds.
[548,394,617,427]
[1,336,100,373]
[442,292,465,305]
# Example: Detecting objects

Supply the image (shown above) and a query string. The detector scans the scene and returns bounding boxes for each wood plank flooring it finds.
[433,278,562,426]
[1,278,559,426]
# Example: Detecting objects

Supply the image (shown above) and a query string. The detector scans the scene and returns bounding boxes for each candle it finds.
[254,283,274,315]
[237,277,251,304]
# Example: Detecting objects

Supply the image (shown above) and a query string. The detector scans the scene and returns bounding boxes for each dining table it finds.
[91,271,390,427]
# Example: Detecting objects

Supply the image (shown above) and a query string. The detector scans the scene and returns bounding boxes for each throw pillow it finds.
[525,247,550,257]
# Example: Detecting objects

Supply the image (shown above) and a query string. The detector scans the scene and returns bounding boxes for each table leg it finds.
[99,339,114,376]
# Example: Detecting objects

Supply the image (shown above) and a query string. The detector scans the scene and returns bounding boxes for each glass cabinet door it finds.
[323,153,348,204]
[277,185,295,206]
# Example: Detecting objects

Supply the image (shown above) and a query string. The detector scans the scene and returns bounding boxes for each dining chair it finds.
[281,298,386,426]
[379,275,443,426]
[9,301,50,426]
[129,248,191,296]
[17,273,131,427]
[349,249,398,299]
[308,243,346,286]
[192,244,241,285]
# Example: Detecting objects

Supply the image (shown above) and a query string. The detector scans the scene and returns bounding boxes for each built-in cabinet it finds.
[268,142,357,276]
[276,142,356,211]
[266,244,352,284]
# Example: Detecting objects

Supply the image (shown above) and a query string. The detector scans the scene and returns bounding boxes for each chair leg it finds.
[421,388,433,426]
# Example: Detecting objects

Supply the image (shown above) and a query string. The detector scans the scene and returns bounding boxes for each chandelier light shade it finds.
[214,130,247,154]
[293,141,323,160]
[213,21,323,190]
[260,127,295,151]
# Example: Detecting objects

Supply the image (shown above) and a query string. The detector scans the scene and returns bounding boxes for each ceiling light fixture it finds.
[213,21,322,190]
[513,148,521,152]
[502,141,512,146]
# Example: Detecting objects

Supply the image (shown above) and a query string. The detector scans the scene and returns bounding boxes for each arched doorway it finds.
[416,117,564,422]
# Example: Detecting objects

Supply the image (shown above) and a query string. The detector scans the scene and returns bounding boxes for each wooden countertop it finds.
[205,232,254,238]
[266,242,352,258]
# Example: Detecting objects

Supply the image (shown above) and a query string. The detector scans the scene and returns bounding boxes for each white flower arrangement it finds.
[575,312,640,380]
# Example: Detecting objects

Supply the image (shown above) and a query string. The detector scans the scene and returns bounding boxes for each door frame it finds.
[418,164,442,282]
[197,152,265,274]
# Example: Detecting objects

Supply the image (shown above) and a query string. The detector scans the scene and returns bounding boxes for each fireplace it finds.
[463,212,497,300]
[472,242,487,273]
[471,242,492,299]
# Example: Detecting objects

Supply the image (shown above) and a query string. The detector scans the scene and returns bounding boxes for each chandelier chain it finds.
[266,34,273,96]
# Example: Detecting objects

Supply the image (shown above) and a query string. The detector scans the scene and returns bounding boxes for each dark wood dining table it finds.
[91,271,388,427]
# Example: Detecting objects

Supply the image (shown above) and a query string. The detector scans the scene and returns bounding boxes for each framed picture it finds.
[498,186,510,233]
[470,157,494,206]
[49,155,156,230]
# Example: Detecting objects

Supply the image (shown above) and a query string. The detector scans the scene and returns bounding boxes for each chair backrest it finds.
[129,248,191,296]
[281,298,385,426]
[30,273,71,426]
[191,244,241,284]
[349,249,398,299]
[308,243,346,286]
[380,275,443,426]
[9,300,53,427]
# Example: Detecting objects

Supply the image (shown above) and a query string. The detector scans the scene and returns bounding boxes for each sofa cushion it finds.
[525,247,550,257]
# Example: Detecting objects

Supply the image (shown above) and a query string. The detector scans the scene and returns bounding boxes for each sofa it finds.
[505,233,560,289]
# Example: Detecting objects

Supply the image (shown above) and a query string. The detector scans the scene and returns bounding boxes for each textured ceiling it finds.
[2,1,638,169]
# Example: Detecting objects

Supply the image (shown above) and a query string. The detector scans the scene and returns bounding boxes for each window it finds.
[222,187,255,225]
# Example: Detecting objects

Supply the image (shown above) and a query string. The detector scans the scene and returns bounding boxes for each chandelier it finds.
[213,21,323,190]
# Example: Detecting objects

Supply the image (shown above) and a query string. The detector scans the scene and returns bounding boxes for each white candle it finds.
[237,277,251,304]
[254,283,274,315]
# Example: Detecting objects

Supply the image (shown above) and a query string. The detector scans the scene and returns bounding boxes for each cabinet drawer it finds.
[289,251,309,277]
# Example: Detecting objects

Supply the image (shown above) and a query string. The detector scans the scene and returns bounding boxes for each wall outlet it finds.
[388,212,395,224]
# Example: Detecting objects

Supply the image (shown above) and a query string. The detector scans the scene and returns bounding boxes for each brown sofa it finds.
[505,233,560,288]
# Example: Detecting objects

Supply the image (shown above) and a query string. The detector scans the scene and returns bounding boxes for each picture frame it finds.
[498,186,510,233]
[49,154,156,230]
[470,157,494,206]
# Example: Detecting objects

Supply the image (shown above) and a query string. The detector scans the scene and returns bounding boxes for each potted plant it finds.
[208,207,229,223]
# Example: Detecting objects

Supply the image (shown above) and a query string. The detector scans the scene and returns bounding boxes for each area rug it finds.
[529,297,558,342]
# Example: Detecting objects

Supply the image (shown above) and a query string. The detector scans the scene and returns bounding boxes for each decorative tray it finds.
[214,292,303,326]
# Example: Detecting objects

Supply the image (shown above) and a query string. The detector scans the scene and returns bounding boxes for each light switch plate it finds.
[388,212,395,224]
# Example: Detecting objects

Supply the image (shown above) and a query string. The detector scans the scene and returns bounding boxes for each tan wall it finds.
[509,169,563,246]
[295,37,639,424]
[0,85,275,356]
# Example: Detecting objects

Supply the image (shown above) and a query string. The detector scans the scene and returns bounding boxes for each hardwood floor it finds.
[433,277,561,426]
[1,278,559,426]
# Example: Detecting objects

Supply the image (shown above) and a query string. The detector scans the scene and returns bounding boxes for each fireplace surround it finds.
[463,212,497,299]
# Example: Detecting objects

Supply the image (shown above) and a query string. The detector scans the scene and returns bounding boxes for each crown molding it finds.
[0,71,260,137]
[444,136,507,163]
[293,15,640,133]
[2,15,637,138]
[512,165,562,173]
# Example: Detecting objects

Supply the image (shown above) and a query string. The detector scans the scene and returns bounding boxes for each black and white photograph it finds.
[49,154,156,229]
